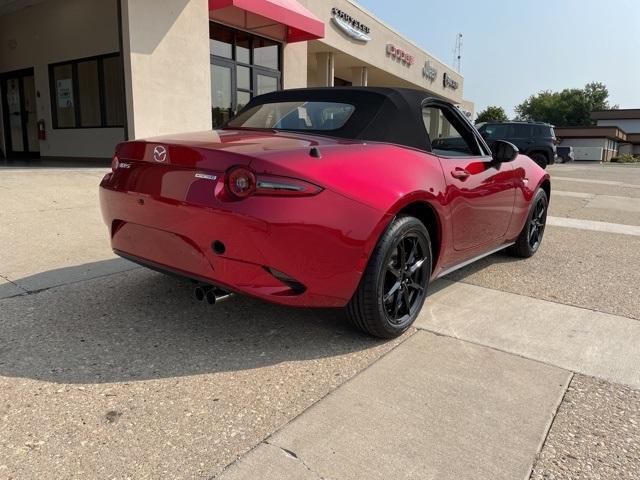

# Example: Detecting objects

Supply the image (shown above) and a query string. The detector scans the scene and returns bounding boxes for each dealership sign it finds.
[422,61,437,81]
[386,44,415,66]
[331,8,371,42]
[443,72,459,90]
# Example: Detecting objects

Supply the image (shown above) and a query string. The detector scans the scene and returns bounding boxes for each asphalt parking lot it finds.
[1,162,639,479]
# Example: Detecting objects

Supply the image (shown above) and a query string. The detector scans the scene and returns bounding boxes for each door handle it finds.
[451,167,470,180]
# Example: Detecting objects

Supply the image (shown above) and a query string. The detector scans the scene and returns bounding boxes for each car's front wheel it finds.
[347,216,431,338]
[510,188,548,258]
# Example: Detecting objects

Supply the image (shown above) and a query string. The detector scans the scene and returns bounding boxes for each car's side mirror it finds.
[491,140,519,162]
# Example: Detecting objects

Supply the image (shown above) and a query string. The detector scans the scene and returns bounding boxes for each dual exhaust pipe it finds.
[194,285,232,305]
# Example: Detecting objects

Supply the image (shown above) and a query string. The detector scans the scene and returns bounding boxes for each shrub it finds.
[611,154,640,163]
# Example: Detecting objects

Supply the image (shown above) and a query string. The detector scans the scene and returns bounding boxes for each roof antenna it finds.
[309,146,321,158]
[452,33,462,72]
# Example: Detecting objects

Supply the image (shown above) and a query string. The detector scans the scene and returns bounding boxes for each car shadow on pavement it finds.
[0,259,137,298]
[0,265,390,385]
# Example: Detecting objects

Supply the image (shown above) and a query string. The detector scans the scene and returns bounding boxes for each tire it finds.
[530,153,548,169]
[511,188,548,258]
[556,156,564,164]
[347,215,431,339]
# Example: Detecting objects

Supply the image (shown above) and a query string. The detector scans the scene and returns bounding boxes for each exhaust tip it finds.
[194,285,213,301]
[205,289,217,305]
[194,286,205,301]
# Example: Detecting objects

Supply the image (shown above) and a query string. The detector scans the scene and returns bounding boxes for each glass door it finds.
[1,68,39,158]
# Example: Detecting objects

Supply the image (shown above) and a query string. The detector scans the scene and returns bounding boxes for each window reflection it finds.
[254,38,278,70]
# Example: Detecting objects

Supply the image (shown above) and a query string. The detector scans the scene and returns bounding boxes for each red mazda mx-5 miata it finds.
[100,87,550,338]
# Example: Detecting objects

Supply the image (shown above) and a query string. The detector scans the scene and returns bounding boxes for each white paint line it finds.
[547,216,640,236]
[552,190,595,199]
[552,176,640,189]
[552,191,640,213]
[418,280,640,388]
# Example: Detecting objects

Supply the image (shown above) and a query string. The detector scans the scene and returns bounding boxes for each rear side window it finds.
[533,125,554,138]
[479,123,510,139]
[512,124,533,137]
[228,101,355,131]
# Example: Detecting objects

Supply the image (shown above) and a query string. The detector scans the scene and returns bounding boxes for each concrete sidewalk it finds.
[219,332,570,480]
[418,280,640,388]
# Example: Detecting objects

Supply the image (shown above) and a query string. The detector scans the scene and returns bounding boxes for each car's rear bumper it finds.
[99,178,388,307]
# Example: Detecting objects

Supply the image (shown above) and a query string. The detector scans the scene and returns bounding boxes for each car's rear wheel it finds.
[530,153,548,169]
[347,216,431,338]
[510,188,548,258]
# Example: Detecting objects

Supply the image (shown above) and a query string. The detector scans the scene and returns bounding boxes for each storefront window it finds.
[237,66,250,90]
[103,56,126,126]
[256,74,278,96]
[253,38,279,70]
[211,63,232,128]
[77,60,101,127]
[210,23,281,128]
[210,24,233,59]
[52,64,75,128]
[49,53,124,129]
[236,33,251,64]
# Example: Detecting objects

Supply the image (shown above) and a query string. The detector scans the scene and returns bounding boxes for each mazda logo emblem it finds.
[153,145,167,162]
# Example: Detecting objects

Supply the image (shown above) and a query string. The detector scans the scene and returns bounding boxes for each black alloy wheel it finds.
[511,188,548,258]
[347,216,431,338]
[382,234,428,325]
[528,196,546,251]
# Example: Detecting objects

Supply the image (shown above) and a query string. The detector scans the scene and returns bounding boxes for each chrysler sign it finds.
[331,8,371,42]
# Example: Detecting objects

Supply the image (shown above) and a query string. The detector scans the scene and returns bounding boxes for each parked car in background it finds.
[477,121,557,168]
[556,146,575,163]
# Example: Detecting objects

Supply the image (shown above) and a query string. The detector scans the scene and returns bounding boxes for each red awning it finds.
[209,0,324,43]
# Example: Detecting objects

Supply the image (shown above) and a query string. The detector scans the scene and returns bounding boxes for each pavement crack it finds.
[0,265,141,301]
[264,440,326,479]
[0,273,28,295]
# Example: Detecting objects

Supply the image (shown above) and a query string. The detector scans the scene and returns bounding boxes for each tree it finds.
[475,106,508,124]
[514,82,616,127]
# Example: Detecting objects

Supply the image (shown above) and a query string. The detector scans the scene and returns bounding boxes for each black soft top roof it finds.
[233,87,439,151]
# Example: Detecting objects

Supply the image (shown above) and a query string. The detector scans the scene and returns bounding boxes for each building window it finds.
[210,23,281,128]
[49,53,125,129]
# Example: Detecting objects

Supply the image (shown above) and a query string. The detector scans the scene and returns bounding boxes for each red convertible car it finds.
[100,87,550,338]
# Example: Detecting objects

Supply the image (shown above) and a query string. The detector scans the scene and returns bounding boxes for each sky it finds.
[357,0,640,118]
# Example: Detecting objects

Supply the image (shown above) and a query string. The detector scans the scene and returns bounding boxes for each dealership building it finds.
[555,109,640,162]
[0,0,473,162]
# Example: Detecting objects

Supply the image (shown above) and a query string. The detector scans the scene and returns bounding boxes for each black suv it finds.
[477,122,556,168]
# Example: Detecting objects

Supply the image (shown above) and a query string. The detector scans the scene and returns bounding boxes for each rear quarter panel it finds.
[249,142,452,274]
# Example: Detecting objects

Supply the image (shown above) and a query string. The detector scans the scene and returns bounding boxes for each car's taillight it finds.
[256,175,323,196]
[224,166,322,199]
[111,154,119,172]
[226,166,256,198]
